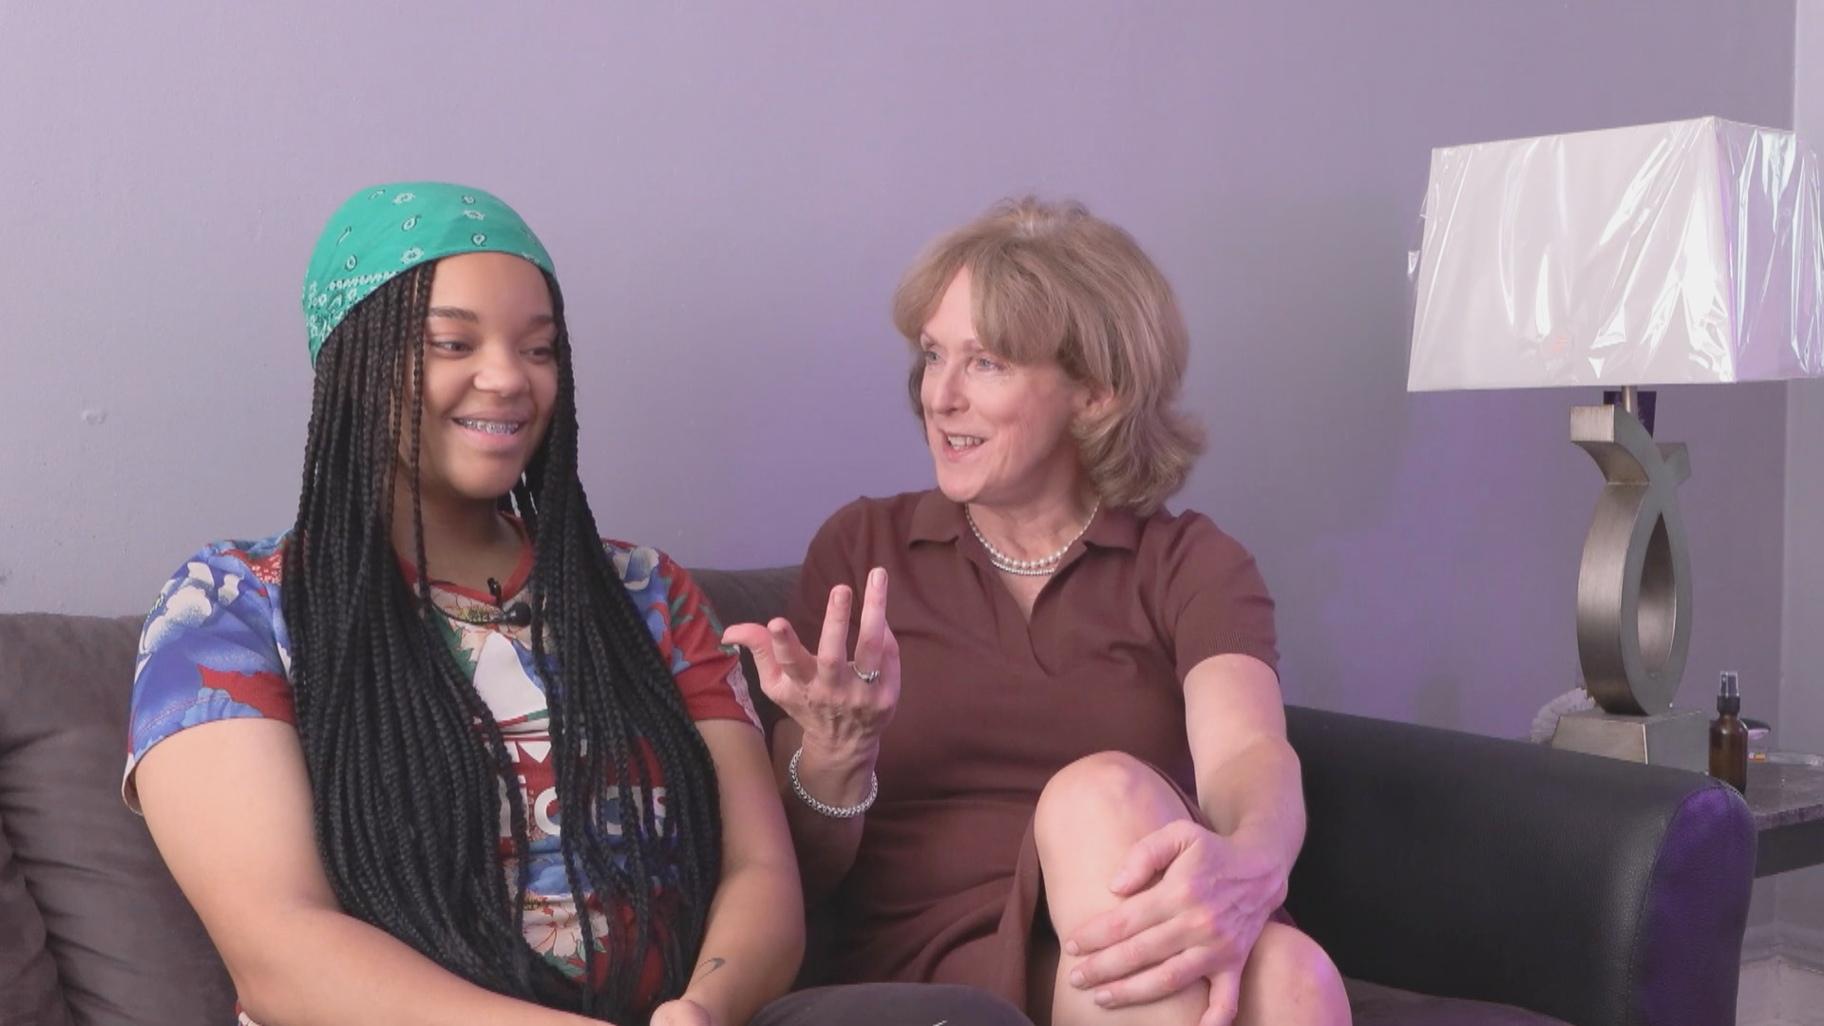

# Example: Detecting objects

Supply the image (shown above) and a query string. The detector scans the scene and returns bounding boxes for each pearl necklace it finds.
[965,501,1101,576]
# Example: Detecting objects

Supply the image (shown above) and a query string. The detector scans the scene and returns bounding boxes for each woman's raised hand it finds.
[722,567,899,761]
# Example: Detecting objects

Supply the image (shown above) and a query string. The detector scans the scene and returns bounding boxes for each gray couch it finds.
[0,566,1754,1025]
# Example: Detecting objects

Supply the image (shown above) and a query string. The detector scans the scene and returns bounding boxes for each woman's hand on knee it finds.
[1063,821,1287,1017]
[722,568,899,762]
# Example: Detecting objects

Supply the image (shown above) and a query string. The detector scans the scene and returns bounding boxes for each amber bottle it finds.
[1709,671,1747,794]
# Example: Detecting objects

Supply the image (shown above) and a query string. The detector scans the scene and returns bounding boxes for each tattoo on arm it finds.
[696,957,727,979]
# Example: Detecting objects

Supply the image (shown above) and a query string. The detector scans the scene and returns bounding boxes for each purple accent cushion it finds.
[1636,785,1756,1026]
[0,613,234,1025]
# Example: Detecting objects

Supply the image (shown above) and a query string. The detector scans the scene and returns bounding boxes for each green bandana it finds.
[301,182,556,364]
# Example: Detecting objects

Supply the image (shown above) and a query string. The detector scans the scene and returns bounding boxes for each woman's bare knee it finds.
[1033,751,1181,853]
[1238,923,1349,1026]
[1032,752,1190,945]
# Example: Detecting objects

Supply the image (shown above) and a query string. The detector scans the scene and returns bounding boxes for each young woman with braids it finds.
[123,183,1028,1026]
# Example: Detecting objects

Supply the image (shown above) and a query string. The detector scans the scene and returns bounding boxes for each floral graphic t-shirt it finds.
[124,530,759,1002]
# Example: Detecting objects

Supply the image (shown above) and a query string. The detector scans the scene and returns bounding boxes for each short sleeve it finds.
[124,545,297,811]
[1158,515,1279,681]
[619,544,760,730]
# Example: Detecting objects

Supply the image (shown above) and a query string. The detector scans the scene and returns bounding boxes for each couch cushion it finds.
[690,566,799,634]
[0,803,75,1026]
[0,578,797,1026]
[2,592,1576,1026]
[691,566,799,729]
[0,613,234,1025]
[1347,979,1571,1025]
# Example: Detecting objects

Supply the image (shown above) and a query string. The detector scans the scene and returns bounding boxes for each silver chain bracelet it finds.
[788,745,878,819]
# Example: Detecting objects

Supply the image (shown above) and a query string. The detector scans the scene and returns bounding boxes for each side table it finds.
[1748,761,1824,877]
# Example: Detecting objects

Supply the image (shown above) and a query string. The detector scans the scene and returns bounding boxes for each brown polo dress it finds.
[784,490,1279,1012]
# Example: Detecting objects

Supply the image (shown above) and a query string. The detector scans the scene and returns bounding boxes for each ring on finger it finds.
[849,661,881,684]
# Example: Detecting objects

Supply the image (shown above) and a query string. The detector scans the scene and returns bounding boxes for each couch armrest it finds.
[1284,705,1753,1026]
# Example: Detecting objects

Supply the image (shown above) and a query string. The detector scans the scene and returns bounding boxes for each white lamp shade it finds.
[1408,117,1824,391]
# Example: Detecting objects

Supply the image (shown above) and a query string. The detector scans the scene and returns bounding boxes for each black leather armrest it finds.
[1284,706,1754,1026]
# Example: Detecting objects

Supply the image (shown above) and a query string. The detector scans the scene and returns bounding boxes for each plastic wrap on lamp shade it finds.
[1407,116,1824,391]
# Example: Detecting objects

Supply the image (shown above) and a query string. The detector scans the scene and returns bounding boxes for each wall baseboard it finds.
[1744,921,1824,968]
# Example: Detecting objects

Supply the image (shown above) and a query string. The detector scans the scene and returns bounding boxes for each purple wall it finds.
[1767,0,1824,954]
[0,2,1796,739]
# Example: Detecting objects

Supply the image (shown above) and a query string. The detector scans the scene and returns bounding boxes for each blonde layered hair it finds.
[892,197,1203,514]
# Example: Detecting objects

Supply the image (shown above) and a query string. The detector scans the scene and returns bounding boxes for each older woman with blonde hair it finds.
[725,199,1350,1026]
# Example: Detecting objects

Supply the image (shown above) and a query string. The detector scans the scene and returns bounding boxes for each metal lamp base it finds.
[1572,392,1692,717]
[1549,707,1709,773]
